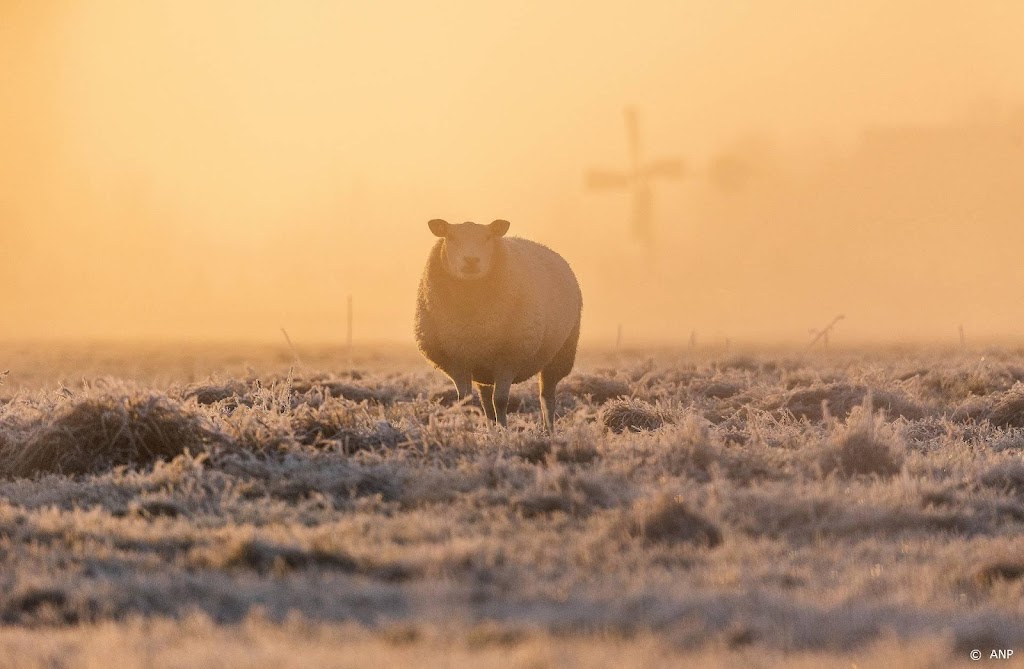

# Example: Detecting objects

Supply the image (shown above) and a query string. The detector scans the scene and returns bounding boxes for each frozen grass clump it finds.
[600,398,665,433]
[627,494,722,548]
[182,380,249,406]
[985,386,1024,428]
[0,586,83,626]
[513,466,631,518]
[509,435,598,465]
[190,537,360,576]
[920,364,1024,402]
[1,390,223,477]
[290,401,406,452]
[949,396,993,423]
[816,399,905,478]
[290,378,393,405]
[870,389,927,420]
[972,557,1024,587]
[725,481,974,541]
[647,413,723,480]
[777,384,866,421]
[561,373,631,404]
[777,384,923,422]
[978,460,1024,494]
[693,380,743,399]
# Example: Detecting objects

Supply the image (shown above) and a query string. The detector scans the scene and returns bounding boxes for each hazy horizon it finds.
[4,2,1024,346]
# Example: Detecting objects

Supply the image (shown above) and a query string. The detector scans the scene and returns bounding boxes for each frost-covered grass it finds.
[0,342,1021,667]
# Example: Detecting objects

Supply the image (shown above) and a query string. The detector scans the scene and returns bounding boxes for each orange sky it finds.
[3,1,1024,345]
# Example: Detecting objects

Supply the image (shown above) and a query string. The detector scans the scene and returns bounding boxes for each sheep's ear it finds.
[489,219,510,238]
[428,219,449,237]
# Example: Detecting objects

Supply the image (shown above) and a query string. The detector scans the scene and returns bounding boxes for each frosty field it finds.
[0,342,1021,668]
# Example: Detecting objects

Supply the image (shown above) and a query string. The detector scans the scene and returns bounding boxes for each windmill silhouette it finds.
[585,107,683,245]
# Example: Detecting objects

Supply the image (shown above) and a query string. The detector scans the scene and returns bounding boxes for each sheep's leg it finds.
[538,322,580,432]
[491,373,514,427]
[538,375,558,433]
[474,382,496,421]
[450,370,473,404]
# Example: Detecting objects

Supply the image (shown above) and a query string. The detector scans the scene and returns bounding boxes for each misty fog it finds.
[3,1,1024,345]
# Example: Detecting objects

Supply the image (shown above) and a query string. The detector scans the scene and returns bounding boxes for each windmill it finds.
[585,107,683,246]
[586,108,763,245]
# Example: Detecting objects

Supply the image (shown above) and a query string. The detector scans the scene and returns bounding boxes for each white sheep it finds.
[415,219,582,431]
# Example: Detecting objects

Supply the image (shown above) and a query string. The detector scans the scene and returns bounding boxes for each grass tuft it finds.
[561,373,631,404]
[194,538,359,576]
[979,460,1024,494]
[600,398,665,433]
[780,384,923,422]
[2,390,223,477]
[973,558,1024,586]
[628,494,723,548]
[986,386,1024,427]
[817,396,905,477]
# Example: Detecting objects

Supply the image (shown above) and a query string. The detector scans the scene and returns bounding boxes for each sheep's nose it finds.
[462,257,480,273]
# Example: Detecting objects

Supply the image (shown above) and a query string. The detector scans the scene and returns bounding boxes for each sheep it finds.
[415,219,582,431]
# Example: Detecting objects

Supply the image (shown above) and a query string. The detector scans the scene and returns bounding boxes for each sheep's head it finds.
[428,219,510,279]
